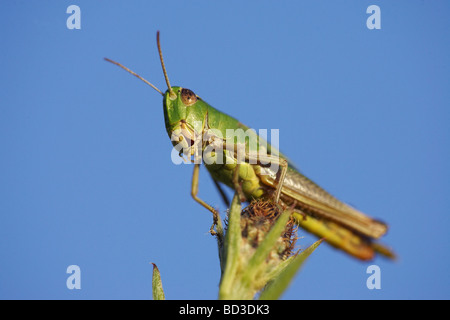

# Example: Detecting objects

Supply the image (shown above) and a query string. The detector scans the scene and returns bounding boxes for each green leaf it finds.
[214,212,226,275]
[258,239,323,300]
[151,263,165,300]
[218,193,242,299]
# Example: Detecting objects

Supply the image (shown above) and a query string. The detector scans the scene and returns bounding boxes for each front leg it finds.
[191,163,220,234]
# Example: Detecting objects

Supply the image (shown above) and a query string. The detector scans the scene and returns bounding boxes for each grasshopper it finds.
[105,31,394,260]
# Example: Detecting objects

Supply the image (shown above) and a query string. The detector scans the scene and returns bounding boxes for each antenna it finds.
[156,31,176,99]
[104,57,163,96]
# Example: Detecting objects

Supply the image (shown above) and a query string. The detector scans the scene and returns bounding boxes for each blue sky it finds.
[0,1,449,299]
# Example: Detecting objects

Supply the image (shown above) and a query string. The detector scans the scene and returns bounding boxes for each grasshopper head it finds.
[153,31,207,150]
[105,31,209,154]
[163,86,208,152]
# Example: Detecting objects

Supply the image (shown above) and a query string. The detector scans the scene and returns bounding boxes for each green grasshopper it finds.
[105,31,394,260]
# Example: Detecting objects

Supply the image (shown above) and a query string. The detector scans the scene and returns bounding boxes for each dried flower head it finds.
[240,200,298,260]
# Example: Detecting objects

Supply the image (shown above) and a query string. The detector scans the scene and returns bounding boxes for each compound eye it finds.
[180,88,197,106]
